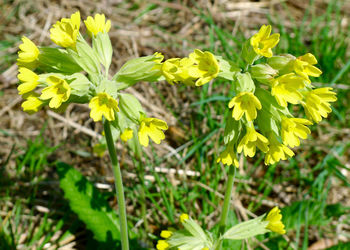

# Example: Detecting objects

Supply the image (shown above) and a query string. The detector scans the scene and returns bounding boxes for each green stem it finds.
[103,120,129,250]
[217,165,237,243]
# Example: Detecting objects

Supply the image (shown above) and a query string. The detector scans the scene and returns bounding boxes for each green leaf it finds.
[56,162,121,245]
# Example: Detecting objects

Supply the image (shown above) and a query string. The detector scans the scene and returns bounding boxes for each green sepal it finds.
[112,54,163,90]
[215,56,241,80]
[118,93,144,122]
[94,78,119,99]
[249,63,278,84]
[68,35,101,81]
[234,72,256,93]
[38,47,83,74]
[92,32,113,72]
[267,54,294,71]
[241,39,261,65]
[65,73,92,97]
[221,215,269,240]
[224,115,242,145]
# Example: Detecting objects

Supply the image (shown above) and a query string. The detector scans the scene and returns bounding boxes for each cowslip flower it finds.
[179,213,189,223]
[162,57,197,86]
[138,117,168,147]
[281,117,312,148]
[265,207,286,234]
[17,67,40,95]
[89,92,119,122]
[120,128,133,142]
[302,87,337,123]
[50,11,80,48]
[40,76,71,109]
[156,240,169,250]
[217,145,239,167]
[160,230,173,239]
[21,93,44,114]
[270,73,306,107]
[188,49,220,86]
[250,25,280,58]
[264,133,294,165]
[293,53,322,83]
[237,127,269,157]
[84,13,111,36]
[17,36,39,64]
[228,92,262,121]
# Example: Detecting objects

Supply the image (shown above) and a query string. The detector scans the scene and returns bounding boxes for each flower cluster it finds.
[157,207,285,249]
[17,11,171,148]
[160,25,336,166]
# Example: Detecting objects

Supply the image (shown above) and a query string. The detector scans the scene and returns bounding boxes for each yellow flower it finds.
[156,240,169,250]
[228,92,262,121]
[40,76,71,109]
[180,213,189,223]
[120,128,133,142]
[160,230,173,239]
[89,92,119,122]
[50,11,80,48]
[293,53,322,83]
[162,57,197,86]
[17,67,40,95]
[202,248,209,250]
[21,93,44,114]
[270,73,306,107]
[188,49,220,86]
[84,13,111,36]
[217,146,239,167]
[17,36,39,64]
[265,207,286,234]
[237,127,269,157]
[281,117,312,148]
[302,87,337,123]
[138,117,168,147]
[264,133,294,165]
[250,25,280,58]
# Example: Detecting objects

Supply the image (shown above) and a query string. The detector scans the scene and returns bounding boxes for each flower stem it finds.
[103,120,129,250]
[217,165,237,241]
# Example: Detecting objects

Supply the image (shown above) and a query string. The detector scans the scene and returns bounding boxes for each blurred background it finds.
[0,0,349,249]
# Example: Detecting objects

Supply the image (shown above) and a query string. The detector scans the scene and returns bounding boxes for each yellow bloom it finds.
[89,92,119,122]
[265,207,286,234]
[156,240,169,250]
[293,53,322,83]
[138,118,168,147]
[120,128,133,142]
[228,92,262,121]
[250,25,280,58]
[281,117,312,148]
[188,49,220,86]
[17,67,40,95]
[160,230,173,239]
[264,133,294,165]
[162,57,197,86]
[202,248,209,250]
[84,13,111,36]
[270,73,306,107]
[17,36,39,64]
[217,146,239,167]
[50,11,80,48]
[302,87,337,123]
[237,127,269,157]
[40,76,71,109]
[21,93,44,114]
[180,213,189,223]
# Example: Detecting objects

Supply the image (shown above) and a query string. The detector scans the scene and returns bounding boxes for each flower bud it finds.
[234,72,255,93]
[118,93,144,122]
